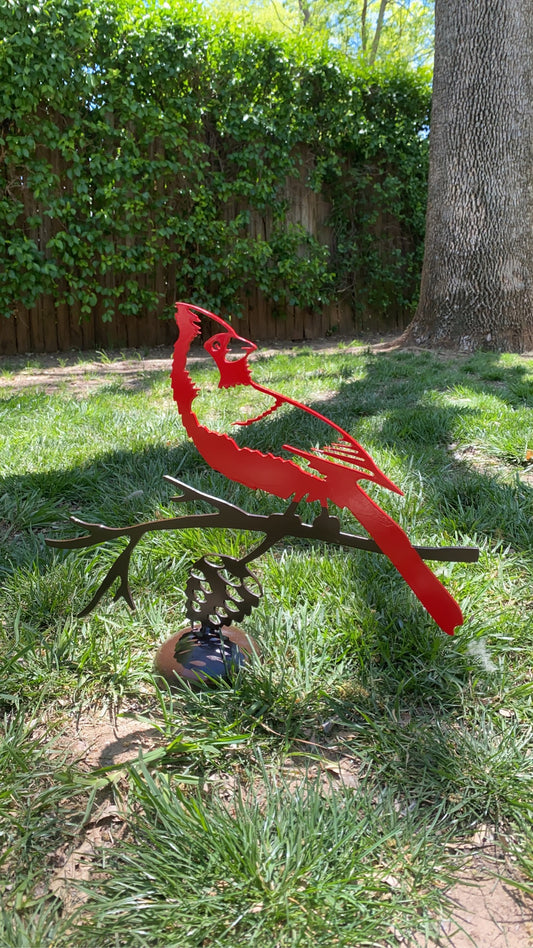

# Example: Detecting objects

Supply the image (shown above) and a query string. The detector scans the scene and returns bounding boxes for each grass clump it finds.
[74,765,454,948]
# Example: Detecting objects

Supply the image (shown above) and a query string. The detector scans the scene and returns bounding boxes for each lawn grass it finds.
[0,340,532,946]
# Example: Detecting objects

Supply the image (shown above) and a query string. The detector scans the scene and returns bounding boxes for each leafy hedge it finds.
[0,0,431,326]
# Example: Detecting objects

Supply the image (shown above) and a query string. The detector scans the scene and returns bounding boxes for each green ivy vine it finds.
[0,0,430,326]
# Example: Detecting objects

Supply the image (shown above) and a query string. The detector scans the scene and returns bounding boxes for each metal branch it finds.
[46,477,479,617]
[77,537,138,617]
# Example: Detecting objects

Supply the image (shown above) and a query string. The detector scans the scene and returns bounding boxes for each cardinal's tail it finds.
[331,479,463,635]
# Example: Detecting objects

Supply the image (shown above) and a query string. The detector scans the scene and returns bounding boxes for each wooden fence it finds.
[0,167,416,356]
[0,294,360,356]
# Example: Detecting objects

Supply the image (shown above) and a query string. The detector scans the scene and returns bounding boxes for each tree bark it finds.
[403,0,533,352]
[369,0,389,65]
[361,0,369,52]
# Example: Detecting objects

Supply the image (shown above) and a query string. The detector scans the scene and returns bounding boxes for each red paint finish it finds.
[171,302,463,635]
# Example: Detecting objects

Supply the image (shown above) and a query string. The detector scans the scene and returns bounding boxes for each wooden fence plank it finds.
[14,305,32,353]
[29,299,45,352]
[42,296,58,352]
[67,300,84,350]
[0,316,17,356]
[80,311,96,350]
[56,299,71,351]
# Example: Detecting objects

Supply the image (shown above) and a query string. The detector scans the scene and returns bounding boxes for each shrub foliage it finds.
[0,0,430,329]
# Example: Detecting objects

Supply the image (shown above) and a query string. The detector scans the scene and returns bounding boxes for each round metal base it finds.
[154,624,257,689]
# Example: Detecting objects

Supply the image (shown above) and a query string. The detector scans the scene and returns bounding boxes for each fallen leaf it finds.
[383,874,401,889]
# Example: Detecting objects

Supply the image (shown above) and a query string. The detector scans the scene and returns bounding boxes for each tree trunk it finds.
[403,0,533,352]
[369,0,389,65]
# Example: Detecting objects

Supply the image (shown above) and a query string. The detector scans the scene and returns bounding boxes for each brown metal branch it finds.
[46,476,479,616]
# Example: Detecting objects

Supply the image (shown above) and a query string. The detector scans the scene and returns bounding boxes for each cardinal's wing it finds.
[283,438,403,495]
[244,381,403,495]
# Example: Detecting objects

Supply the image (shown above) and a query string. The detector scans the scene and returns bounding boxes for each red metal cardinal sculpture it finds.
[171,302,463,635]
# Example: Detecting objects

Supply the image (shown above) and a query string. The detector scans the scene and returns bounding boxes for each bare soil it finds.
[0,337,401,396]
[0,346,177,395]
[426,862,533,947]
[1,335,530,397]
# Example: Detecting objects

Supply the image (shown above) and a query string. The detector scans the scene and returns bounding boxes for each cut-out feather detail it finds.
[283,438,386,483]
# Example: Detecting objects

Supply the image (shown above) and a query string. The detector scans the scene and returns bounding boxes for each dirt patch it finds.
[53,711,162,770]
[1,336,531,397]
[421,851,533,947]
[48,795,128,914]
[45,712,163,913]
[0,347,176,395]
[0,336,401,396]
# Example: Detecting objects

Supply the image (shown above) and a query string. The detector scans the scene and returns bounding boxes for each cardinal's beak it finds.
[226,335,257,360]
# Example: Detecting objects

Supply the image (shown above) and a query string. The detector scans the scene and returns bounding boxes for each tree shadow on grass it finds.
[1,346,531,820]
[2,344,530,637]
